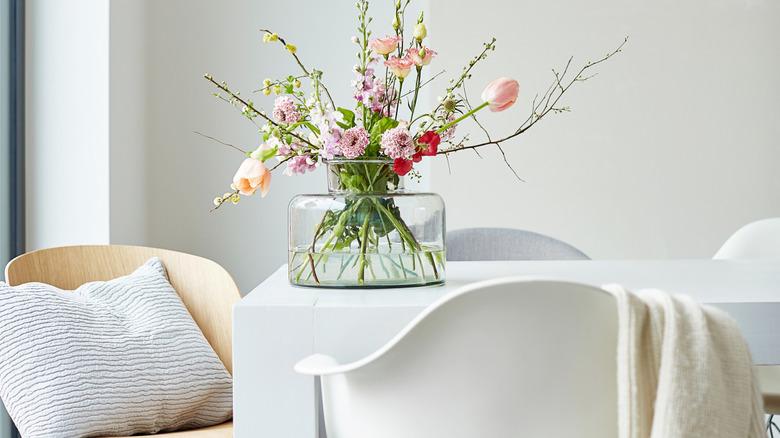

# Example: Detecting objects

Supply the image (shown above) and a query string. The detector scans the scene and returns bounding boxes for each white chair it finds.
[713,219,780,414]
[714,218,780,259]
[295,278,618,438]
[446,227,589,261]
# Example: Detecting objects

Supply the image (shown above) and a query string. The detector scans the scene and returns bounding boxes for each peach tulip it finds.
[369,36,401,56]
[233,158,271,197]
[480,77,519,112]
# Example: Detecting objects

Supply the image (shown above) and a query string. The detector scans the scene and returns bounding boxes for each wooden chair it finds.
[4,245,241,437]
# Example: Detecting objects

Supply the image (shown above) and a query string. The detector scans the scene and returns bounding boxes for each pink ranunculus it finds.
[385,56,414,79]
[233,158,271,197]
[407,47,437,67]
[369,36,401,56]
[480,77,520,112]
[338,127,370,159]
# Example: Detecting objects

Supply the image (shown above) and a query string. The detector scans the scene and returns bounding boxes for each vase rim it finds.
[325,158,392,165]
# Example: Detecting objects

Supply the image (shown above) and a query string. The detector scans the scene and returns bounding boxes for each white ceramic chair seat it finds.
[714,218,780,260]
[296,278,618,438]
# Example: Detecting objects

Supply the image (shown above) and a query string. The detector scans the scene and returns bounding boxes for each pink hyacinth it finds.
[272,96,301,124]
[338,127,369,159]
[380,124,415,159]
[320,127,343,160]
[353,61,393,115]
[284,155,317,175]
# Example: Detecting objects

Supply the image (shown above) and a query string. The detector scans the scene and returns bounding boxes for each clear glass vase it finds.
[288,159,446,288]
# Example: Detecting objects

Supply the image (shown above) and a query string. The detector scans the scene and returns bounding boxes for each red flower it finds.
[412,152,423,162]
[417,131,440,156]
[393,158,414,176]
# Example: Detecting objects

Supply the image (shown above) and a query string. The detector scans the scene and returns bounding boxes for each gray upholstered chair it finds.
[446,227,589,261]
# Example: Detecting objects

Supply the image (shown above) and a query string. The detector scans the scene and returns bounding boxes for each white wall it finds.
[109,0,147,245]
[26,0,110,249]
[25,0,780,292]
[428,0,780,259]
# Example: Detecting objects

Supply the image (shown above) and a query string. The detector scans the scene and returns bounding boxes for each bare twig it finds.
[399,70,446,98]
[194,131,248,155]
[438,37,628,156]
[204,74,316,148]
[260,29,336,109]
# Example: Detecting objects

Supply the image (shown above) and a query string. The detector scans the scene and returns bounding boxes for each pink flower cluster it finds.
[285,155,317,175]
[310,106,344,160]
[320,128,343,160]
[380,124,415,159]
[353,62,393,115]
[273,96,301,124]
[339,127,370,159]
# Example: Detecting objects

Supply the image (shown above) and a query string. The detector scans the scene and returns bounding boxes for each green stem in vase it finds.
[296,199,363,283]
[357,212,371,284]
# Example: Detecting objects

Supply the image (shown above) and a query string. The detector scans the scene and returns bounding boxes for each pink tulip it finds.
[369,36,401,56]
[407,47,437,67]
[480,77,519,112]
[385,56,414,79]
[233,158,271,197]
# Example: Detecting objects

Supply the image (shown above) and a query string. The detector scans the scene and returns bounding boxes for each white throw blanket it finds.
[603,285,765,438]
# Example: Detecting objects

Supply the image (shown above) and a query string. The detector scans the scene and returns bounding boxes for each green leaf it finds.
[336,107,356,129]
[302,122,320,135]
[370,117,399,143]
[260,146,278,162]
[340,172,367,192]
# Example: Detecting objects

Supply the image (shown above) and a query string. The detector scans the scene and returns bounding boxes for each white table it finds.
[233,260,780,438]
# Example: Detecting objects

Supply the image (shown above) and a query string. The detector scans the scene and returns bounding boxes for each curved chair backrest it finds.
[446,227,589,261]
[297,278,617,438]
[4,245,241,374]
[714,218,780,260]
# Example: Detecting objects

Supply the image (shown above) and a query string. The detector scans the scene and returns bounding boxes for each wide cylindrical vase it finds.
[288,159,445,288]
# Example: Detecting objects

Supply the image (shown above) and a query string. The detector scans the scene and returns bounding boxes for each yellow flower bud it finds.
[413,23,427,41]
[230,194,241,204]
[263,78,272,86]
[272,85,282,95]
[285,43,297,54]
[392,16,400,30]
[294,79,302,88]
[262,88,271,96]
[213,197,222,206]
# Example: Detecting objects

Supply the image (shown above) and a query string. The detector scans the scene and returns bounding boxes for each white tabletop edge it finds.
[237,260,780,308]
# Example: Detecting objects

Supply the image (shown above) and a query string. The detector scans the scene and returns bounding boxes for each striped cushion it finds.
[0,258,233,437]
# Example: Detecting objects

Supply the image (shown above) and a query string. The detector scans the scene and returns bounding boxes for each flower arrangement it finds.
[203,0,625,287]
